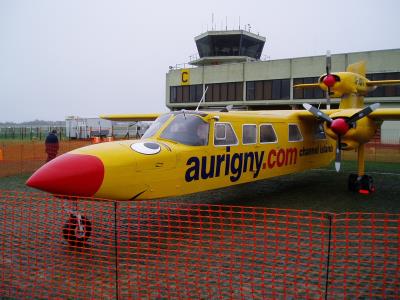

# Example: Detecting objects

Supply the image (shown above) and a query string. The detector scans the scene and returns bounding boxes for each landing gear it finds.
[348,174,375,194]
[62,213,92,246]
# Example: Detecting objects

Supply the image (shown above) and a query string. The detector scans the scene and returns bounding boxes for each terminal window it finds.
[246,79,290,101]
[170,85,203,103]
[205,82,243,102]
[293,77,324,99]
[367,72,400,97]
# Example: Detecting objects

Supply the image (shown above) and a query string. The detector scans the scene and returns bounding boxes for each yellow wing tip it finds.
[100,113,161,121]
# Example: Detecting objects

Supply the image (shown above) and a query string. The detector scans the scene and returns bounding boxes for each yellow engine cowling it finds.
[324,117,377,150]
[318,72,370,98]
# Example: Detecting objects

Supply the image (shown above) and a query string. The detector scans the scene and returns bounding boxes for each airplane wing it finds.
[297,109,341,120]
[368,108,400,120]
[321,108,400,121]
[367,80,400,87]
[293,83,320,89]
[100,113,161,121]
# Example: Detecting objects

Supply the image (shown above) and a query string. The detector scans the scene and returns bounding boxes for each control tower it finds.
[190,30,266,66]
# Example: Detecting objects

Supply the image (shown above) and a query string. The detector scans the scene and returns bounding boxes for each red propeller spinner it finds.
[330,118,350,136]
[323,74,337,88]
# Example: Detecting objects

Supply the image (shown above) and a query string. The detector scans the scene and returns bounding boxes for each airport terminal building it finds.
[166,30,400,111]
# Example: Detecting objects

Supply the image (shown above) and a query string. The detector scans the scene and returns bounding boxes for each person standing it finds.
[45,129,59,162]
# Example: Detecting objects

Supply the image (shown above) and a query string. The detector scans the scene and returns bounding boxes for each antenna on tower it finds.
[239,16,241,30]
[212,13,214,30]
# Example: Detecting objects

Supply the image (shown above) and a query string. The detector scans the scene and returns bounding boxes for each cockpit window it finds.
[160,114,209,146]
[142,114,171,139]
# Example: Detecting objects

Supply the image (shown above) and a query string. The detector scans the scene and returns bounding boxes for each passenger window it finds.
[242,124,257,145]
[214,122,238,146]
[314,123,326,140]
[260,124,277,143]
[215,123,226,140]
[288,124,303,142]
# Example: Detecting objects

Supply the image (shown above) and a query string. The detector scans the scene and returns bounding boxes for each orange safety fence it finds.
[0,191,399,299]
[0,140,92,177]
[343,142,400,163]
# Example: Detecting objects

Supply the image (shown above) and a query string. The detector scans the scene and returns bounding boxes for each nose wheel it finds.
[63,213,92,246]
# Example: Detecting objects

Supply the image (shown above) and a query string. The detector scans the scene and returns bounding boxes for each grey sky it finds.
[0,0,399,122]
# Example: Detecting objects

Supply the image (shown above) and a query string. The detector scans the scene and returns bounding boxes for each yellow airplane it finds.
[26,59,400,245]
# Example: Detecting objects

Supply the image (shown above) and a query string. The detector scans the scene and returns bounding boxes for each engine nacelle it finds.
[324,117,377,150]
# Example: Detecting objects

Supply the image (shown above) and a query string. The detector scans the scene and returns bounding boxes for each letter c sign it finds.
[181,69,190,86]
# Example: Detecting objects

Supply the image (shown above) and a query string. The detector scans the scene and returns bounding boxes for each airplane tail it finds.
[346,61,366,77]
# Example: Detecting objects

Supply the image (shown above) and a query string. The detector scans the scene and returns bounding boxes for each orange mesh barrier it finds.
[0,141,91,177]
[0,191,399,299]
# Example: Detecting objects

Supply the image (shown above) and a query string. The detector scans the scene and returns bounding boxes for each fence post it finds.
[324,214,333,300]
[114,201,119,300]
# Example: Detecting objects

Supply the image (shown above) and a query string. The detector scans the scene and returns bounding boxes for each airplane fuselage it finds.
[27,110,336,200]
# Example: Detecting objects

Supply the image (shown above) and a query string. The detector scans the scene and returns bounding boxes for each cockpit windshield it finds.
[160,114,209,146]
[141,113,171,139]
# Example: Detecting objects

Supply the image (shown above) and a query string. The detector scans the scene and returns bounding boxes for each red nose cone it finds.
[323,74,336,87]
[26,154,104,197]
[330,118,350,136]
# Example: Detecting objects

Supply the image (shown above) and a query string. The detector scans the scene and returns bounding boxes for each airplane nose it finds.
[26,154,104,197]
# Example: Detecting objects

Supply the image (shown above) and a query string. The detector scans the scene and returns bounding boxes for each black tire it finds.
[360,175,375,193]
[348,173,359,192]
[63,214,92,247]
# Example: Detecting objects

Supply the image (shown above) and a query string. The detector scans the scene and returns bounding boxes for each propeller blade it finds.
[347,103,380,123]
[335,136,341,172]
[326,87,331,110]
[303,103,333,124]
[220,104,233,112]
[325,50,332,109]
[326,50,331,75]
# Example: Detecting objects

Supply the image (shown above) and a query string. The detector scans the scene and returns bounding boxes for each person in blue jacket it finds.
[45,129,59,162]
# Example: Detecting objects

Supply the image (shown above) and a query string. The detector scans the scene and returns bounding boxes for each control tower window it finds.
[196,33,264,59]
[213,35,241,56]
[197,35,241,57]
[241,35,263,59]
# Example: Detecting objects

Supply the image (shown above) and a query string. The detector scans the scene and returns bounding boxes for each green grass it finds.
[1,160,399,213]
